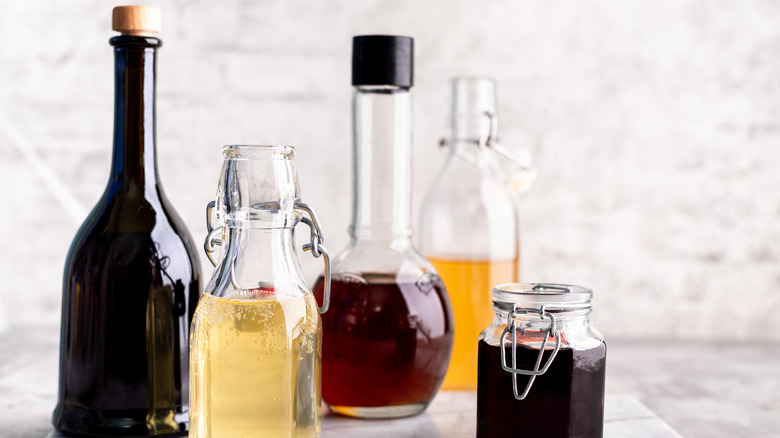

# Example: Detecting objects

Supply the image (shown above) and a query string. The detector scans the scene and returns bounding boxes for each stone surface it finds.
[318,393,681,437]
[41,394,679,438]
[2,323,779,437]
[1,1,779,340]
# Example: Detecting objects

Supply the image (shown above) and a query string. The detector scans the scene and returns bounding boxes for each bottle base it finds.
[327,403,428,419]
[54,431,187,438]
[53,403,188,438]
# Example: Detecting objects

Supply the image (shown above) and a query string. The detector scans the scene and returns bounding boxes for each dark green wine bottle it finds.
[53,6,201,437]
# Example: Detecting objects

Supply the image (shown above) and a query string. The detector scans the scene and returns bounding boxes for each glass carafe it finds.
[313,35,454,419]
[419,77,528,391]
[190,145,331,438]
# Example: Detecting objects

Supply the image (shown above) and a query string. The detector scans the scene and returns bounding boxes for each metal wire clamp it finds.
[500,305,561,400]
[204,201,222,267]
[438,111,534,174]
[478,111,534,172]
[499,298,593,400]
[295,201,332,314]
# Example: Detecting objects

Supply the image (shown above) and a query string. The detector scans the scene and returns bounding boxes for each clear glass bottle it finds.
[419,77,521,391]
[190,145,331,438]
[54,7,201,436]
[312,35,454,419]
[477,283,607,437]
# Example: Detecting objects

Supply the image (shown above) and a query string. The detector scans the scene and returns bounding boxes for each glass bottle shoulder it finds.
[64,181,200,277]
[419,150,519,260]
[74,177,191,233]
[331,239,440,278]
[204,225,312,302]
[425,151,515,212]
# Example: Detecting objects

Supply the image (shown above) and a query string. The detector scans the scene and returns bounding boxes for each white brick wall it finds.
[1,0,778,341]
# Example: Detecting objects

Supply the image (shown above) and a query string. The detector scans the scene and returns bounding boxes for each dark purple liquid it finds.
[477,339,606,438]
[313,272,454,409]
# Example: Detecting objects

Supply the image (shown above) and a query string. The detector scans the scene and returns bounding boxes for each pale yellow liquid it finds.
[430,258,518,391]
[190,291,321,438]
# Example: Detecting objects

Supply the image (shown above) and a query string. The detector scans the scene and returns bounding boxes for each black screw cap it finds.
[352,35,414,88]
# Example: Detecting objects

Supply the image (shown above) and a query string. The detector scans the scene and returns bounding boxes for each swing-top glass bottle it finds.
[190,145,331,437]
[420,77,530,391]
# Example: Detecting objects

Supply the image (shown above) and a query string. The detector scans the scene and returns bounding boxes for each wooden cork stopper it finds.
[112,6,161,36]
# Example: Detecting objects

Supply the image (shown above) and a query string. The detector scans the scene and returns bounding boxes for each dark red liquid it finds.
[313,272,454,409]
[477,339,606,438]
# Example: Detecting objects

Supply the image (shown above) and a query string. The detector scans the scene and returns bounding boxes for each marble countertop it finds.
[318,393,680,437]
[1,323,778,437]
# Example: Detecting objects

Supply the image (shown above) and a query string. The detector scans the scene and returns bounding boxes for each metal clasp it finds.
[477,111,530,172]
[438,111,536,192]
[204,201,222,267]
[499,299,592,400]
[500,305,561,400]
[294,201,332,314]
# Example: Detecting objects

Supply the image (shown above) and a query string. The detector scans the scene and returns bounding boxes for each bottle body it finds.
[54,34,201,437]
[189,145,323,438]
[420,77,520,391]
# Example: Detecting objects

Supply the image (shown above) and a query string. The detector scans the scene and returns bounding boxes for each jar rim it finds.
[222,144,296,158]
[492,283,592,307]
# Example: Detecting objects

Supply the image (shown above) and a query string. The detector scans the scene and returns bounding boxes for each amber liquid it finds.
[313,272,454,417]
[429,258,517,390]
[477,340,606,437]
[190,291,321,438]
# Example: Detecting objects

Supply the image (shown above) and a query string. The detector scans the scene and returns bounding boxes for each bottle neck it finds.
[109,36,161,190]
[450,119,492,151]
[350,86,412,245]
[449,78,496,150]
[209,226,306,296]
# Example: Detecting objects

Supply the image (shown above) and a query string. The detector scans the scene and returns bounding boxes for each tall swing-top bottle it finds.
[419,77,522,391]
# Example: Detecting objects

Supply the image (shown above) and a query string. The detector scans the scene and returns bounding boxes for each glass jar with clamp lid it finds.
[477,283,606,438]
